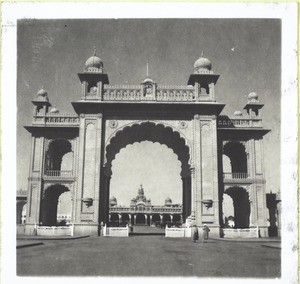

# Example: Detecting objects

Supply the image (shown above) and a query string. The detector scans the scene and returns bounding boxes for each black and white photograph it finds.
[1,2,298,283]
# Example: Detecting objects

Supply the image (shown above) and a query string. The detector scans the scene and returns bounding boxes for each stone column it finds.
[149,215,153,224]
[182,176,191,222]
[170,215,173,222]
[118,214,122,224]
[134,215,137,225]
[144,214,147,225]
[192,115,201,224]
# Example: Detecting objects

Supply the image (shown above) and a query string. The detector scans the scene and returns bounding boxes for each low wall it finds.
[17,224,25,235]
[103,225,129,237]
[36,226,72,236]
[222,227,259,238]
[165,227,191,238]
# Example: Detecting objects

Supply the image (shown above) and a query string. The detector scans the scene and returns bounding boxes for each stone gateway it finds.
[23,51,271,237]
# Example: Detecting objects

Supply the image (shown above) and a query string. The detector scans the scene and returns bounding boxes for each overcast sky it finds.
[17,19,281,205]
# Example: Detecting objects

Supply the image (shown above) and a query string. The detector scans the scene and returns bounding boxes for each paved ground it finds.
[17,235,280,277]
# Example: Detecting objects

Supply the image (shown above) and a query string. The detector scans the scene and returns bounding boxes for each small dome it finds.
[248,92,259,100]
[194,54,212,73]
[49,107,59,113]
[36,88,49,102]
[233,110,243,116]
[142,77,154,84]
[85,55,103,69]
[165,197,172,204]
[110,196,117,201]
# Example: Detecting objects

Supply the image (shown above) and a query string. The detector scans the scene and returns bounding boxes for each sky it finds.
[17,19,281,205]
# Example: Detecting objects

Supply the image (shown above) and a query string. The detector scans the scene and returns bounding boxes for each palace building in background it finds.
[18,50,281,238]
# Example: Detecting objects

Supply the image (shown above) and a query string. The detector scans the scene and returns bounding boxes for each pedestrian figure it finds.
[202,225,210,243]
[192,225,199,242]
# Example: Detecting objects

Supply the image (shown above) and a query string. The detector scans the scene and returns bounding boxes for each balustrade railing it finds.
[109,207,182,214]
[218,115,262,128]
[223,172,249,179]
[44,170,73,177]
[33,114,79,125]
[102,85,195,102]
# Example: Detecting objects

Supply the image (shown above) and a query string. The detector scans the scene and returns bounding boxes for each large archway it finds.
[101,122,191,224]
[40,184,71,226]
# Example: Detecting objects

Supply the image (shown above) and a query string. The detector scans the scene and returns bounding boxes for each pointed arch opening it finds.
[223,187,250,229]
[40,184,71,226]
[101,122,192,225]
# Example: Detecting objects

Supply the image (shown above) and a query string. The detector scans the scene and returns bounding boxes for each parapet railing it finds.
[109,206,182,214]
[223,172,249,179]
[33,113,79,125]
[218,115,262,128]
[17,190,27,197]
[102,85,196,102]
[44,170,73,177]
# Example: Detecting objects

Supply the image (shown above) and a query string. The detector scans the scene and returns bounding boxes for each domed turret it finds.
[85,55,103,69]
[36,87,49,102]
[165,197,172,206]
[194,52,213,74]
[248,91,259,102]
[84,49,103,73]
[109,196,117,207]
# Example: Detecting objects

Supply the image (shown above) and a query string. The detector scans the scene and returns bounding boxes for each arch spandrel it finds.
[103,121,192,177]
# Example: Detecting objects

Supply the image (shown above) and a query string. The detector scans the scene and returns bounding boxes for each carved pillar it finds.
[134,215,137,225]
[118,214,122,223]
[144,214,147,225]
[170,215,173,222]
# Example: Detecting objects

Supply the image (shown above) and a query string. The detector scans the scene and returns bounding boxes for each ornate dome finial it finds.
[93,46,97,56]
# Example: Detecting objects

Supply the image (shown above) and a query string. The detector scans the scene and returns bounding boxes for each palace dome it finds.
[194,56,212,71]
[165,197,172,204]
[85,55,103,69]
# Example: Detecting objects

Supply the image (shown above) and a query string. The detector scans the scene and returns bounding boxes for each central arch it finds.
[100,121,192,224]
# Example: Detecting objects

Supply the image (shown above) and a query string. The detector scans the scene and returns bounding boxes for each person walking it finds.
[192,225,199,242]
[202,224,210,243]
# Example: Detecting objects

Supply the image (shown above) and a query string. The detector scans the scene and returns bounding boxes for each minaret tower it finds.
[188,52,219,101]
[77,48,109,100]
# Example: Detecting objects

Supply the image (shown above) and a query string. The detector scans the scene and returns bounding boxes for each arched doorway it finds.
[136,213,146,225]
[40,184,71,226]
[102,122,191,224]
[223,187,250,228]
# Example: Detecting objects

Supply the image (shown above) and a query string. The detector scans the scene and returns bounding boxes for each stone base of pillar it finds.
[73,223,99,236]
[259,226,269,238]
[24,223,37,235]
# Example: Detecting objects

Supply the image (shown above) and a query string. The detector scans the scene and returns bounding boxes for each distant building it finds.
[109,185,182,225]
